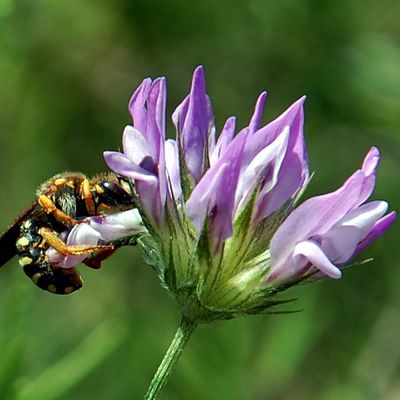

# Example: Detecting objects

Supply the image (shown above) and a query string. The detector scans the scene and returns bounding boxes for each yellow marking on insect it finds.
[31,273,42,284]
[95,184,104,194]
[47,284,57,293]
[64,286,75,294]
[53,178,67,186]
[19,256,33,266]
[22,220,32,229]
[120,180,131,194]
[16,236,30,247]
[81,179,95,214]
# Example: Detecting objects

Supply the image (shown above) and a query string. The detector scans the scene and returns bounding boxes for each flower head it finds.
[103,67,395,322]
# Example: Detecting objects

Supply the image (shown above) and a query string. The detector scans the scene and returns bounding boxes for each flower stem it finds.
[144,316,198,400]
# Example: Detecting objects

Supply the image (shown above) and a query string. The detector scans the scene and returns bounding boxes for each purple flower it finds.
[101,66,395,320]
[104,78,168,227]
[268,147,396,283]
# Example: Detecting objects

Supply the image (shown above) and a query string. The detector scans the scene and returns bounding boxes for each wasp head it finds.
[94,175,134,211]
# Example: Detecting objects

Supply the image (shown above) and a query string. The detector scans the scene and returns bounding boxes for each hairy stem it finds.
[144,316,198,400]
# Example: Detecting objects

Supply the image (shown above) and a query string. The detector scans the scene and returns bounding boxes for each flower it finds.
[103,66,395,322]
[268,147,396,283]
[104,78,167,228]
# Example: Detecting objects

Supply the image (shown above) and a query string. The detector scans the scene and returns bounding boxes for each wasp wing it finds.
[0,201,38,267]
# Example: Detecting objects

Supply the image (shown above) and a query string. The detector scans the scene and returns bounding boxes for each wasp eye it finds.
[97,180,133,207]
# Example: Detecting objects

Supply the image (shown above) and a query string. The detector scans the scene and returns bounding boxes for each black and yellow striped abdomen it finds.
[16,219,83,295]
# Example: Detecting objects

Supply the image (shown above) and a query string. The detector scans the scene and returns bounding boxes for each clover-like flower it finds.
[53,67,396,400]
[104,66,314,321]
[103,66,395,325]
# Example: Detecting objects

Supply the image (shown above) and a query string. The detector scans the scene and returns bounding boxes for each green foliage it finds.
[0,0,399,398]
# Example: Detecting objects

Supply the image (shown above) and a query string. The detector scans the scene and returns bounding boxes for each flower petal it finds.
[241,97,309,219]
[270,169,365,273]
[259,97,309,217]
[103,151,158,183]
[241,96,306,166]
[146,77,167,162]
[356,147,380,207]
[55,224,102,268]
[248,91,267,135]
[235,126,289,215]
[319,201,388,263]
[128,78,152,134]
[353,210,396,256]
[186,163,228,233]
[172,66,215,182]
[210,135,245,253]
[210,116,236,165]
[186,133,246,243]
[88,209,145,241]
[165,139,182,200]
[48,210,145,269]
[122,125,150,163]
[294,240,342,279]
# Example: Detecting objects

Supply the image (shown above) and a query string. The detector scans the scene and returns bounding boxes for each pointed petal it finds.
[356,147,380,207]
[241,97,309,218]
[242,96,306,165]
[172,66,215,182]
[248,92,267,135]
[210,116,236,165]
[128,78,152,134]
[146,77,167,161]
[152,79,168,208]
[260,97,309,217]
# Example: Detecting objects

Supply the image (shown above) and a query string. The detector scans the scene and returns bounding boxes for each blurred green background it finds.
[0,0,399,399]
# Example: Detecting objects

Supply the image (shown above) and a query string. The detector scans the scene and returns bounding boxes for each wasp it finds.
[0,172,135,295]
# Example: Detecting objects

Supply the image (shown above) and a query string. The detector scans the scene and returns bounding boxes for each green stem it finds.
[144,316,198,400]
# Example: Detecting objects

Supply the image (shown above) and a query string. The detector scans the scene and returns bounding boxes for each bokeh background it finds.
[0,1,399,399]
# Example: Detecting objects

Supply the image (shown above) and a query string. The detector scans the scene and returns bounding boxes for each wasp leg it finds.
[80,178,96,215]
[83,248,116,269]
[38,195,80,226]
[38,227,114,256]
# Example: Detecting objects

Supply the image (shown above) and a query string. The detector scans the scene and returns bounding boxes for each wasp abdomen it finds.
[16,219,83,295]
[22,262,82,295]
